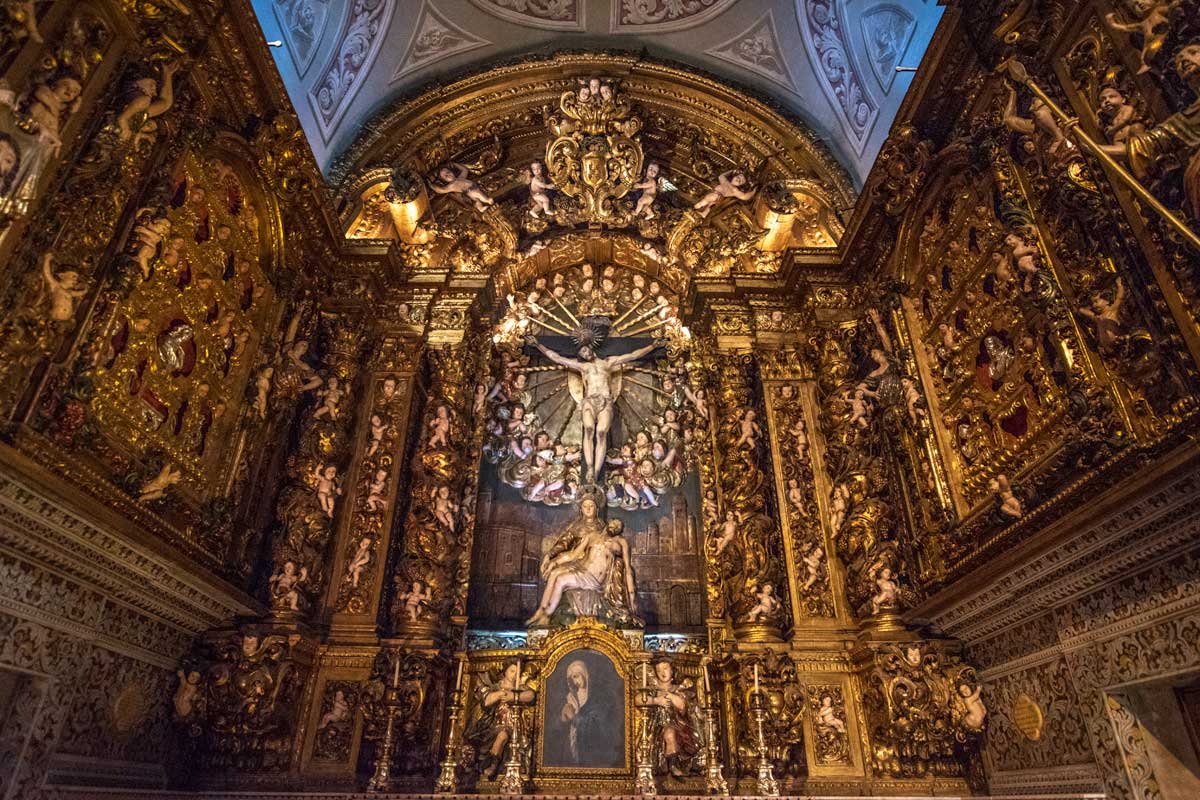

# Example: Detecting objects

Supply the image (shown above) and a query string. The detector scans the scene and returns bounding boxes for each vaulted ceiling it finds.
[252,0,945,188]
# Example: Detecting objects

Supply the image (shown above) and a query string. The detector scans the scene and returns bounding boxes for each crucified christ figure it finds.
[529,336,658,483]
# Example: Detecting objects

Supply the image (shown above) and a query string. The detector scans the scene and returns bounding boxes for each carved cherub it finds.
[958,683,988,732]
[269,560,308,611]
[787,414,809,462]
[801,545,824,591]
[313,375,344,420]
[746,583,781,622]
[1104,0,1171,74]
[367,413,386,456]
[39,252,86,323]
[786,478,808,517]
[429,163,494,212]
[1097,86,1146,149]
[714,510,740,554]
[869,565,900,614]
[428,404,452,449]
[21,68,83,152]
[139,462,181,502]
[432,484,458,531]
[116,61,180,145]
[693,170,756,217]
[365,469,388,512]
[846,387,874,430]
[633,162,675,220]
[829,482,851,534]
[901,377,927,424]
[815,695,846,734]
[527,160,555,218]
[346,536,371,587]
[990,474,1023,518]
[1002,84,1073,162]
[682,384,708,419]
[1078,276,1126,353]
[735,408,761,449]
[312,464,341,518]
[173,668,201,718]
[318,689,350,730]
[398,579,433,622]
[1005,229,1041,292]
[127,208,172,279]
[253,366,273,418]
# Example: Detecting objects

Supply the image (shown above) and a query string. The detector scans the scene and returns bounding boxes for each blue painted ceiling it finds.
[254,0,945,187]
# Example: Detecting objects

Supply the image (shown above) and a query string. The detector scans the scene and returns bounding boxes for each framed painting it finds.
[539,647,627,771]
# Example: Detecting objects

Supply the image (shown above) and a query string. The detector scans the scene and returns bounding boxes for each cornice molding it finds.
[0,447,259,637]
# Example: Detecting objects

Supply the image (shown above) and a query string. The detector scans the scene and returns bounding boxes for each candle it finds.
[703,661,712,696]
[515,657,522,692]
[642,663,648,689]
[753,664,759,694]
[392,653,400,687]
[455,659,464,692]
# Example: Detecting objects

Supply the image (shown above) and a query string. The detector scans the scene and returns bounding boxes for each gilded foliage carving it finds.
[267,313,364,614]
[389,334,487,632]
[177,628,308,773]
[709,353,790,637]
[861,642,985,783]
[87,151,274,495]
[766,382,834,617]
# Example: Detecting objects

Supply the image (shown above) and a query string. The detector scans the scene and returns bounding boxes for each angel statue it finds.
[527,160,555,218]
[428,162,494,212]
[528,331,659,484]
[693,170,756,217]
[525,495,641,628]
[465,661,537,780]
[633,162,676,220]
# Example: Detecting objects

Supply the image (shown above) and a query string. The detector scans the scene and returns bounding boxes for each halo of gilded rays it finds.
[485,263,699,508]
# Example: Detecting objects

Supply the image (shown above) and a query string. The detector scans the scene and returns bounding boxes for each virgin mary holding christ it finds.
[525,494,641,628]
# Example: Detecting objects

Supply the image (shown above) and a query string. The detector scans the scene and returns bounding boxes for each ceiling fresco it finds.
[252,0,945,186]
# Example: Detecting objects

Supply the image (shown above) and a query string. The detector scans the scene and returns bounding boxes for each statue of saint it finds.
[526,495,640,627]
[529,335,658,483]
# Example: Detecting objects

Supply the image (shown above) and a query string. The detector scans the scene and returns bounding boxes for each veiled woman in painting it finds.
[525,495,640,627]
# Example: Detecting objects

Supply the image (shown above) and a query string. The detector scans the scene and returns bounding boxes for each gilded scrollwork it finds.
[389,334,485,633]
[807,684,851,766]
[709,354,790,639]
[860,642,984,783]
[180,628,308,773]
[767,381,834,618]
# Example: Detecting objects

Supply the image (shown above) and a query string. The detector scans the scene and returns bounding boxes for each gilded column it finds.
[703,302,791,643]
[388,292,487,640]
[322,329,423,636]
[266,312,365,618]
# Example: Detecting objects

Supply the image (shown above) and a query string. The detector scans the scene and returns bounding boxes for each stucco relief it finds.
[797,0,878,151]
[470,0,584,31]
[706,11,796,91]
[860,3,915,93]
[272,0,332,76]
[393,1,490,81]
[611,0,739,33]
[308,0,395,139]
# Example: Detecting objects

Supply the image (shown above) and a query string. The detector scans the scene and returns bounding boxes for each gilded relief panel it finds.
[905,173,1072,513]
[89,150,274,496]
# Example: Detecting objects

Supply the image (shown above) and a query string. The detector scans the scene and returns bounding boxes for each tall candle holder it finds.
[634,680,659,797]
[498,658,526,795]
[366,685,401,792]
[434,659,465,793]
[749,687,780,797]
[496,696,525,795]
[700,659,727,795]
